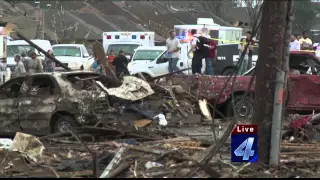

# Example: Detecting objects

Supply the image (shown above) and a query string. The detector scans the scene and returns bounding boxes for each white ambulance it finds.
[102,32,155,60]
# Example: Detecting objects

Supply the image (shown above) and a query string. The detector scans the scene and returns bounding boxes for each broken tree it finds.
[251,0,292,165]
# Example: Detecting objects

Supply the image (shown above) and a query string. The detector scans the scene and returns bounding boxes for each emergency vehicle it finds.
[174,18,258,75]
[102,32,155,60]
[128,18,258,77]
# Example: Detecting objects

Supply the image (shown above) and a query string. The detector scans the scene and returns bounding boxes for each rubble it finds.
[0,34,318,177]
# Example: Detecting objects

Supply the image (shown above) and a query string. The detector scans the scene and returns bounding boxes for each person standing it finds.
[238,38,250,75]
[245,31,255,69]
[112,50,129,77]
[107,50,116,63]
[200,28,216,75]
[28,52,43,74]
[188,29,203,75]
[166,30,181,73]
[21,52,29,73]
[205,39,217,75]
[44,50,55,72]
[14,55,26,77]
[0,58,5,83]
[90,57,105,74]
[299,31,313,50]
[290,34,300,51]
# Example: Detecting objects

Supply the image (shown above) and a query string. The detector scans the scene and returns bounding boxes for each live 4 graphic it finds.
[231,124,258,163]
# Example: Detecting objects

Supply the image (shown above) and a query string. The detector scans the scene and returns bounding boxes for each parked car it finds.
[52,44,94,71]
[171,51,320,119]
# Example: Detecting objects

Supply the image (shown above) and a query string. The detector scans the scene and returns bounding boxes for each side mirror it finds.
[83,53,90,58]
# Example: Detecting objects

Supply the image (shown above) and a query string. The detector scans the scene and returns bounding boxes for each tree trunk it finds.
[252,0,290,164]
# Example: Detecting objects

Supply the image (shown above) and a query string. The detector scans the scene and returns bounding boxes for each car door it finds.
[286,54,320,111]
[153,52,169,76]
[0,77,24,132]
[18,74,60,134]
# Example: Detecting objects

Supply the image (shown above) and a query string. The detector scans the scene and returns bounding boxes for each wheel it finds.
[53,115,79,133]
[226,95,253,120]
[222,67,236,76]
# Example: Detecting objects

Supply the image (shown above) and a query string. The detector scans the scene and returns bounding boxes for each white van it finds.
[6,39,52,71]
[127,44,205,78]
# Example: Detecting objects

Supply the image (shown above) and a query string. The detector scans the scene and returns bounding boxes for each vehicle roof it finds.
[135,46,166,51]
[290,51,318,57]
[52,44,83,47]
[7,39,51,46]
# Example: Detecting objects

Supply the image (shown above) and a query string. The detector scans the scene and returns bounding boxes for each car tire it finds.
[222,67,236,76]
[53,115,79,133]
[226,95,253,121]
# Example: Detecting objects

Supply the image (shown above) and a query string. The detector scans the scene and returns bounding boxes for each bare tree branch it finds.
[50,5,78,43]
[200,0,229,20]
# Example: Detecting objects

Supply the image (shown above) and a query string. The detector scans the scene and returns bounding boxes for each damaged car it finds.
[170,51,320,119]
[0,71,154,135]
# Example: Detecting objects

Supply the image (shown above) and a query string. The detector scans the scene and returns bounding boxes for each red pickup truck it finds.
[172,51,320,119]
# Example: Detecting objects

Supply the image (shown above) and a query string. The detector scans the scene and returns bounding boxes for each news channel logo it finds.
[231,124,258,163]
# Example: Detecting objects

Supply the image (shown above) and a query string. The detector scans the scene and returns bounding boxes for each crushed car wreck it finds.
[170,51,320,119]
[0,71,156,135]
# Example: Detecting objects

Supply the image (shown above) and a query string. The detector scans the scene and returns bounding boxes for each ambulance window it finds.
[132,50,163,61]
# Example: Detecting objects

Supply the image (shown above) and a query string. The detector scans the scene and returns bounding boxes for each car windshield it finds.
[53,46,81,57]
[107,44,140,56]
[7,45,36,57]
[132,50,164,61]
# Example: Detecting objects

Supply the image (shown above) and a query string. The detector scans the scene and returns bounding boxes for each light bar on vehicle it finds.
[106,35,111,39]
[115,35,120,39]
[140,35,145,39]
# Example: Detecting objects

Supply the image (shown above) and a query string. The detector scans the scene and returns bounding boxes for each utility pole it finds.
[251,0,292,165]
[34,1,51,39]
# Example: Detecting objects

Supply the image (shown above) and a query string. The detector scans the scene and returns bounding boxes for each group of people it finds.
[165,28,253,76]
[165,28,218,76]
[89,49,129,77]
[290,31,314,51]
[13,49,55,77]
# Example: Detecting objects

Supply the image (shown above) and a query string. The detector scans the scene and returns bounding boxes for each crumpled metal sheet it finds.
[96,76,154,101]
[10,132,45,162]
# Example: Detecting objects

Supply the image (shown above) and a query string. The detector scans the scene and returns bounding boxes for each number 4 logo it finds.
[234,137,255,161]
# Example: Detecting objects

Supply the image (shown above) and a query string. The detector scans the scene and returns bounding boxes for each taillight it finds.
[140,35,145,39]
[106,35,111,39]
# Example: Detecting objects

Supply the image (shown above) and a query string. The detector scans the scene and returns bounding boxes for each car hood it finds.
[54,56,85,62]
